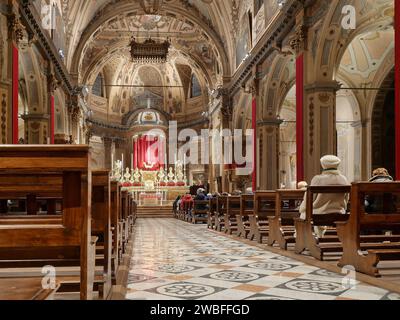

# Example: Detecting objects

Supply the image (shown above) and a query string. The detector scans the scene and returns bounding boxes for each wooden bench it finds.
[0,145,96,300]
[236,194,254,238]
[91,170,112,298]
[192,200,209,224]
[337,182,400,277]
[215,196,227,232]
[294,185,351,260]
[248,192,276,243]
[0,277,60,300]
[119,189,129,254]
[267,189,305,250]
[225,196,240,235]
[207,198,217,229]
[110,180,121,282]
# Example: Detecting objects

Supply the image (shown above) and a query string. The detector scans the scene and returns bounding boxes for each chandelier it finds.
[129,37,171,64]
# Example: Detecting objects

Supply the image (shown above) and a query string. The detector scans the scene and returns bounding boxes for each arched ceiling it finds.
[338,28,394,86]
[81,14,221,87]
[61,0,233,86]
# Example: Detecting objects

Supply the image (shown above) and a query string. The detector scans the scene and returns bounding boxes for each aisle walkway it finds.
[125,219,399,300]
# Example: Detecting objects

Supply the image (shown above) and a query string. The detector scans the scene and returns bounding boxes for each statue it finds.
[124,168,131,182]
[158,167,166,183]
[112,160,122,181]
[133,168,141,183]
[168,167,175,182]
[175,162,184,182]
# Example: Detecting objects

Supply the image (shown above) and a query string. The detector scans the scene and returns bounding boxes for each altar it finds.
[113,158,189,207]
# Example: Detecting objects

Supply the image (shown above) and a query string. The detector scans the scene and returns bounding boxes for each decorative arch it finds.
[70,1,230,84]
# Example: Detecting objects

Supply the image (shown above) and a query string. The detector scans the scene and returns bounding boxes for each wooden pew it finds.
[236,194,254,238]
[110,181,121,282]
[0,170,114,299]
[0,145,96,300]
[267,189,305,250]
[119,189,129,254]
[0,278,60,300]
[215,196,227,232]
[183,200,193,222]
[248,191,275,243]
[207,198,217,229]
[225,196,240,235]
[91,170,112,298]
[294,185,351,260]
[337,182,400,277]
[192,200,209,224]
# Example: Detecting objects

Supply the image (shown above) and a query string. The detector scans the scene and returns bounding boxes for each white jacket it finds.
[299,171,350,219]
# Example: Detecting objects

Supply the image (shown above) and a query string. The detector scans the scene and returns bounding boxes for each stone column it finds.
[290,9,340,182]
[303,81,340,181]
[220,88,233,193]
[258,118,282,190]
[21,113,50,144]
[103,137,113,170]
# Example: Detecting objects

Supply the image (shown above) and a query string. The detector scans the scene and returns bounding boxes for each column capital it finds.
[48,73,61,95]
[289,24,307,56]
[7,12,24,45]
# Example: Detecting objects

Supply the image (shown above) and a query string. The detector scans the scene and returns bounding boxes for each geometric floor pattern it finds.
[126,219,400,300]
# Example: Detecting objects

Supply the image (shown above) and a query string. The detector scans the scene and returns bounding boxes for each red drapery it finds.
[12,45,18,144]
[50,95,55,144]
[134,135,166,171]
[296,53,304,182]
[395,0,400,179]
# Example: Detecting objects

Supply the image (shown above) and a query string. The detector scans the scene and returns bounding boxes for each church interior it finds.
[0,0,400,302]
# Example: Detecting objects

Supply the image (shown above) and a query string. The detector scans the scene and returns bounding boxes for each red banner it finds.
[12,45,18,144]
[296,54,304,182]
[395,0,400,179]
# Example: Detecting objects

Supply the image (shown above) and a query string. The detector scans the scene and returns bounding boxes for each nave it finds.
[123,219,399,301]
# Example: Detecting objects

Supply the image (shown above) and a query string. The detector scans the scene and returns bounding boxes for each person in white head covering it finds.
[298,155,350,237]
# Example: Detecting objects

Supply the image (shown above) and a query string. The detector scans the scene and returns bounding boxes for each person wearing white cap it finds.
[298,155,350,237]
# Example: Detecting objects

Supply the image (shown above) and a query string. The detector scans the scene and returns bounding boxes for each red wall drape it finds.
[12,45,18,144]
[134,135,166,171]
[296,54,304,183]
[50,95,55,144]
[395,0,400,179]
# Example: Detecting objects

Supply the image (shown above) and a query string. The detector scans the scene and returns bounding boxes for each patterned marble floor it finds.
[125,219,400,300]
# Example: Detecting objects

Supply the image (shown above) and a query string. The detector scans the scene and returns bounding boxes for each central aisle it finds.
[125,219,397,300]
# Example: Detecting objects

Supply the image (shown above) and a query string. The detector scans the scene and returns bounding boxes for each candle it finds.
[111,153,114,171]
[122,153,124,171]
[131,153,133,170]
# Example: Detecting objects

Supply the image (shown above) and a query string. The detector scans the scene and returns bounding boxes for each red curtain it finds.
[134,135,166,171]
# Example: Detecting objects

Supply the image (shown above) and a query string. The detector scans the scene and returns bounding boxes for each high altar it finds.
[111,160,189,207]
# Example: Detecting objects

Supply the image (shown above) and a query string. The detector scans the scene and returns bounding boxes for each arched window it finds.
[92,73,104,97]
[190,74,201,98]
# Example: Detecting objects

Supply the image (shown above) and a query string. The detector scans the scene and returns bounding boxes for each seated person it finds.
[180,193,194,216]
[244,187,254,209]
[173,196,181,212]
[194,188,209,214]
[299,155,350,238]
[365,168,396,214]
